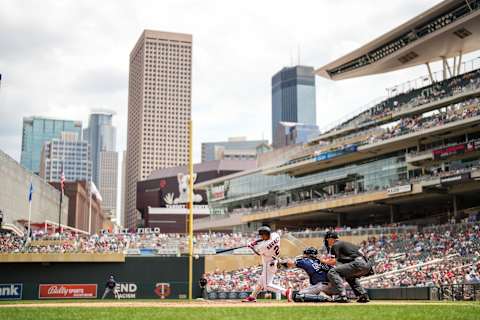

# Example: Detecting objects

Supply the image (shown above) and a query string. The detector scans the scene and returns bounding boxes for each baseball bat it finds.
[215,239,264,254]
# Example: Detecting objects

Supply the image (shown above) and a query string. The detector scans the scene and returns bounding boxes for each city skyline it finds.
[1,0,476,227]
[1,0,454,166]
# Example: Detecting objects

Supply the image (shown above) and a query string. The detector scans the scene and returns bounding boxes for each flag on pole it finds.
[28,182,34,202]
[90,180,102,202]
[60,165,65,196]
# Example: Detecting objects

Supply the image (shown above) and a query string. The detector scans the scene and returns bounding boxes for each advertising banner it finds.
[433,141,478,160]
[440,173,471,186]
[115,283,137,299]
[0,283,22,300]
[38,284,97,299]
[315,145,357,162]
[387,184,412,195]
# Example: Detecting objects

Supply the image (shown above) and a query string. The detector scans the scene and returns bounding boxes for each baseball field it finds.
[0,300,479,320]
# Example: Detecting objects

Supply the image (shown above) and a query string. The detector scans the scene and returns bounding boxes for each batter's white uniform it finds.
[254,232,286,294]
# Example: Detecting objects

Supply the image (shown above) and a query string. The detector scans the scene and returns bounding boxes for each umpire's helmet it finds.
[324,231,339,249]
[303,247,318,257]
[324,231,338,240]
[258,226,271,237]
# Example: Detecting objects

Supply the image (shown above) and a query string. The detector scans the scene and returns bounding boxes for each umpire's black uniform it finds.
[324,232,372,302]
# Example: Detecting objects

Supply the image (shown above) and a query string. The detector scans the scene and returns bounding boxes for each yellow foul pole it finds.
[188,120,194,300]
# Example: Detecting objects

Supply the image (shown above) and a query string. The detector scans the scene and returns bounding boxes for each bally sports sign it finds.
[38,284,97,299]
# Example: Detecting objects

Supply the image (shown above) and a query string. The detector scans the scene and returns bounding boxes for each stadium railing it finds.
[436,284,480,301]
[291,225,417,238]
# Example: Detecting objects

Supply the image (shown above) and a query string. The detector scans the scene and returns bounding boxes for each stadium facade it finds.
[195,0,480,232]
[0,149,68,234]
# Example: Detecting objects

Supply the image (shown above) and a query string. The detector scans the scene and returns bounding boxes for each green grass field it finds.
[0,301,479,320]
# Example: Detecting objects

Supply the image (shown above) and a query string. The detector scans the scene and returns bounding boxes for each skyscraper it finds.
[124,30,192,229]
[84,111,116,186]
[39,132,92,182]
[99,150,118,218]
[84,112,118,218]
[271,65,317,148]
[120,150,126,227]
[21,116,82,174]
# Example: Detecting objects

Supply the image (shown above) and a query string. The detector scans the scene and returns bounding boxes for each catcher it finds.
[280,247,337,302]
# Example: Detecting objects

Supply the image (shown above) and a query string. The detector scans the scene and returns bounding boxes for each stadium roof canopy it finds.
[316,0,480,80]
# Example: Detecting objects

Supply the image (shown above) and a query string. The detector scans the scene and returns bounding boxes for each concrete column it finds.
[452,195,459,222]
[389,205,396,224]
[336,213,344,227]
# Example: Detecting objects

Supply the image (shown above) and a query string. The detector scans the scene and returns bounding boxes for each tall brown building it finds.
[50,181,106,234]
[124,30,192,229]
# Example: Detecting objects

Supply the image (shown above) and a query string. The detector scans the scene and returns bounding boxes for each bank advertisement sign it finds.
[38,284,97,299]
[0,283,23,300]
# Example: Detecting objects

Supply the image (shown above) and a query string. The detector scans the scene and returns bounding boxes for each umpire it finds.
[321,231,372,303]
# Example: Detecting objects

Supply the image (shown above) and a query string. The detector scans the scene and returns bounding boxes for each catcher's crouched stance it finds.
[279,247,336,303]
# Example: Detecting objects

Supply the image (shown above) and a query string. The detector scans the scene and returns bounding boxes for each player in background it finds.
[242,226,293,302]
[101,275,119,299]
[280,247,337,302]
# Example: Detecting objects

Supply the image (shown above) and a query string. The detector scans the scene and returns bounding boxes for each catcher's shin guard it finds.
[293,293,332,303]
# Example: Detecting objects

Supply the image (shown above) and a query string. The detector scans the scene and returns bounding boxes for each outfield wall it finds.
[0,256,204,300]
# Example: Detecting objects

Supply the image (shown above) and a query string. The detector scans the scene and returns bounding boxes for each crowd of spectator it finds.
[2,219,479,292]
[0,230,255,254]
[374,97,480,142]
[204,222,480,292]
[364,259,480,288]
[330,68,480,133]
[359,222,480,288]
[0,233,24,253]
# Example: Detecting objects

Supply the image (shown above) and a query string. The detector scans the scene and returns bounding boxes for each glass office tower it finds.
[271,65,317,148]
[20,116,82,174]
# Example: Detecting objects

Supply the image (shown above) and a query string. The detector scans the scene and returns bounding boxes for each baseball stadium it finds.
[2,0,480,319]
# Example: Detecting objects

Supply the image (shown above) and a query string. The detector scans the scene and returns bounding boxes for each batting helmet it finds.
[258,226,271,236]
[303,247,318,257]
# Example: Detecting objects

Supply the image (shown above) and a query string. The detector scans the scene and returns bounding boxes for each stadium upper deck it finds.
[194,1,480,232]
[316,0,480,80]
